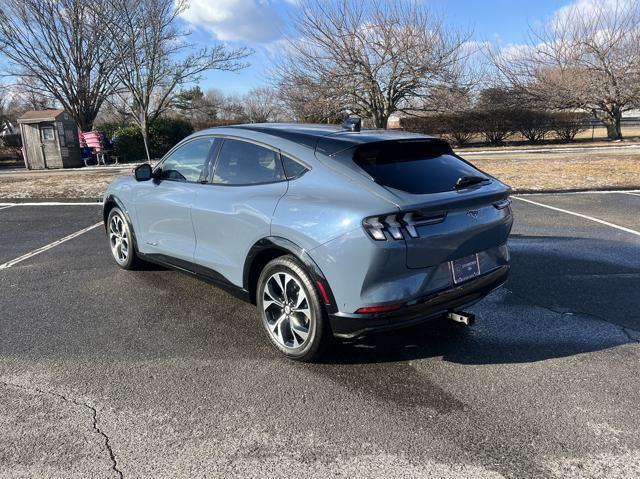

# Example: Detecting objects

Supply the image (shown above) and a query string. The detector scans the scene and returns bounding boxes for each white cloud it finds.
[552,0,635,28]
[181,0,285,44]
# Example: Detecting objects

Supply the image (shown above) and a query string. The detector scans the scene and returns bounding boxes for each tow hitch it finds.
[447,311,475,326]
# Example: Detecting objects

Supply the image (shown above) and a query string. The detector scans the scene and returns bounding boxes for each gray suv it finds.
[103,123,513,361]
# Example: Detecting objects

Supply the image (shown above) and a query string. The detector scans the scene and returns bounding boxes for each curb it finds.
[513,187,640,194]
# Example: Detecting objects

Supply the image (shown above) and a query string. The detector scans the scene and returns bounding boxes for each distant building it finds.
[387,113,403,129]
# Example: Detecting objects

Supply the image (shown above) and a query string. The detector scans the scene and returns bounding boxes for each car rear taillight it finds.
[363,211,447,241]
[493,198,512,210]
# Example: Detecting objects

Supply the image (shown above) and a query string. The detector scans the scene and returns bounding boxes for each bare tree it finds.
[273,0,471,128]
[107,0,251,160]
[492,0,640,140]
[243,88,284,123]
[277,80,345,123]
[0,0,119,130]
[12,81,55,111]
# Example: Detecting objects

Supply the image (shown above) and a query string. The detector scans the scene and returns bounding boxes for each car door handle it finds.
[145,241,158,246]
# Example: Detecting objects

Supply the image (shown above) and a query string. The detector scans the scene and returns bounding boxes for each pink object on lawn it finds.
[81,131,103,152]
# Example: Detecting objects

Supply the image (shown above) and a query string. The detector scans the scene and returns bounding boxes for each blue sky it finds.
[182,0,573,95]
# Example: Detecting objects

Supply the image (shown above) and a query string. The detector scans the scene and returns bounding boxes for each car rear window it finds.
[353,140,488,194]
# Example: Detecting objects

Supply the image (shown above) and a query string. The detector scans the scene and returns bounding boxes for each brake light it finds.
[363,211,446,241]
[355,304,403,314]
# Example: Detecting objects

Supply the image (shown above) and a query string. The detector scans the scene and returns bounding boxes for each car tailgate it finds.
[392,181,513,269]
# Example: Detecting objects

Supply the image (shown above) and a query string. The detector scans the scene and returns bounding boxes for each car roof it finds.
[197,123,437,157]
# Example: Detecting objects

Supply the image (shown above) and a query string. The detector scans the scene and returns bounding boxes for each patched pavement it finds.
[0,192,639,478]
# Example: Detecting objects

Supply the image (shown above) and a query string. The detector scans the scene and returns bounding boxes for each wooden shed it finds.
[17,109,82,169]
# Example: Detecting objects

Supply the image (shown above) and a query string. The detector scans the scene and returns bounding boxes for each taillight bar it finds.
[363,211,447,241]
[493,198,512,210]
[493,198,511,210]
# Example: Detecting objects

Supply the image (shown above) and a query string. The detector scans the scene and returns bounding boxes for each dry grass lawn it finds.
[0,167,132,199]
[463,148,640,192]
[0,146,639,199]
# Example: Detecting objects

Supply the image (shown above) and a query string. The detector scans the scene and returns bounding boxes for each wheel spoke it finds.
[293,307,311,321]
[290,323,300,347]
[264,282,284,306]
[290,322,309,342]
[282,273,294,300]
[294,289,307,309]
[270,313,287,333]
[273,314,287,345]
[263,300,279,310]
[274,273,287,301]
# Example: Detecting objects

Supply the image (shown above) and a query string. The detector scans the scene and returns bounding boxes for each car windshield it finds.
[353,140,489,195]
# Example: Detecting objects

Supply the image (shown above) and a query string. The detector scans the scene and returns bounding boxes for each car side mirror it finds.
[134,163,153,181]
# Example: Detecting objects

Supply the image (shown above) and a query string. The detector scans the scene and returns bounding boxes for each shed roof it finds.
[17,109,67,123]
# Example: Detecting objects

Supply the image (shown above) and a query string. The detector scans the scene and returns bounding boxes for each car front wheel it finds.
[107,207,139,270]
[257,255,330,362]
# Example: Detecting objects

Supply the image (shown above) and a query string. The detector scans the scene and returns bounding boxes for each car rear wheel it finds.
[257,255,330,362]
[107,207,139,270]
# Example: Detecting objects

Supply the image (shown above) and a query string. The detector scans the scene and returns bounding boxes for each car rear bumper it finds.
[328,265,509,339]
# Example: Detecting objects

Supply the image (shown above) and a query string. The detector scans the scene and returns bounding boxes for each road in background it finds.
[0,193,638,479]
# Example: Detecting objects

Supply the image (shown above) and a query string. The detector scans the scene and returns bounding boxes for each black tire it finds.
[106,207,140,270]
[256,255,331,362]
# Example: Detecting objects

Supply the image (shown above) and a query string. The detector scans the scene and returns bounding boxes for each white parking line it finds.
[513,196,640,237]
[0,222,103,270]
[0,205,15,211]
[623,192,640,197]
[0,202,100,206]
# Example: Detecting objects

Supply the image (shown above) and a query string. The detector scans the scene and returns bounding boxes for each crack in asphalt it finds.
[503,287,640,344]
[0,381,123,479]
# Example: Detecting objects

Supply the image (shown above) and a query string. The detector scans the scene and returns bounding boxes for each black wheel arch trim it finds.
[243,236,338,314]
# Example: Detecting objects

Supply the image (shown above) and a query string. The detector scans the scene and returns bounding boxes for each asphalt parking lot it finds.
[1,192,639,479]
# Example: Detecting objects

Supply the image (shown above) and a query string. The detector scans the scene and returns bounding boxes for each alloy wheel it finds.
[262,272,312,349]
[109,213,129,264]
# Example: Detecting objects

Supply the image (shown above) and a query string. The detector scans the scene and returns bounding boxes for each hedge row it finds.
[98,117,193,162]
[400,111,591,146]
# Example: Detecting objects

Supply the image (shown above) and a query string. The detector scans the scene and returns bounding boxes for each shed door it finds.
[21,124,45,169]
[39,123,58,168]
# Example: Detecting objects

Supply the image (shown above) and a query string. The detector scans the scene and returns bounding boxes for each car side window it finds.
[213,139,285,185]
[282,155,308,179]
[158,138,216,182]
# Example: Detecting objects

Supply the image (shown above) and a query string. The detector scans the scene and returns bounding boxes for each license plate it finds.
[451,254,480,284]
